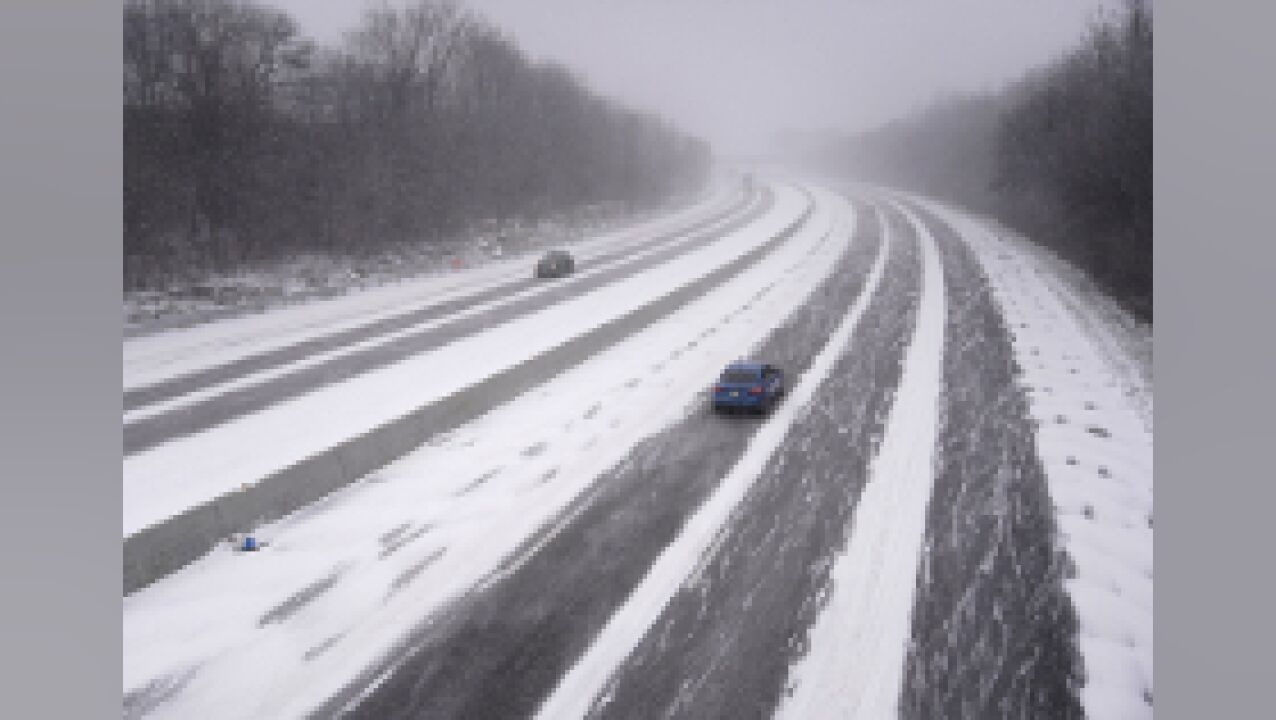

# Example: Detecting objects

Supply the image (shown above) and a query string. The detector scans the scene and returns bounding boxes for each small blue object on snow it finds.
[241,536,259,552]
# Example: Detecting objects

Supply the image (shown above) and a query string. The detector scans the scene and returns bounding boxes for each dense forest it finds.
[799,1,1153,319]
[123,0,711,289]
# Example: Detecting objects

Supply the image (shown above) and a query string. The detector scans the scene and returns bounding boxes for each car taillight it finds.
[713,384,722,393]
[748,386,763,395]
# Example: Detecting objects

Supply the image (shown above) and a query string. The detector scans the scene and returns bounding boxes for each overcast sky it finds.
[269,0,1116,155]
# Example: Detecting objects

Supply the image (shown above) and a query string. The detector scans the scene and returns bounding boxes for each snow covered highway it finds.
[122,177,1152,719]
[123,182,806,590]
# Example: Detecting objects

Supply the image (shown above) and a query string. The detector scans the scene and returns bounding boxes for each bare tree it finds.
[346,0,470,123]
[124,0,710,288]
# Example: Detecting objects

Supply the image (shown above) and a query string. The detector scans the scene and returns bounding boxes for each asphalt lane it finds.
[124,188,772,455]
[896,198,1084,719]
[325,198,884,719]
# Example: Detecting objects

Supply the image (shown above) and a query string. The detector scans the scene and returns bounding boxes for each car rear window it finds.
[720,370,759,383]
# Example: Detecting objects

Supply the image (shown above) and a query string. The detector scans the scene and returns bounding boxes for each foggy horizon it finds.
[269,0,1117,155]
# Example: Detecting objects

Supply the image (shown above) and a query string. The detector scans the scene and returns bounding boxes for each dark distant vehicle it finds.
[711,361,785,414]
[535,249,576,278]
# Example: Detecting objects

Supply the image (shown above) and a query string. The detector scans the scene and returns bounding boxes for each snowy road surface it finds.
[123,176,1152,719]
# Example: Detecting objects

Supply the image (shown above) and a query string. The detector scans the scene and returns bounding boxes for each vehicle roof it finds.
[723,361,765,372]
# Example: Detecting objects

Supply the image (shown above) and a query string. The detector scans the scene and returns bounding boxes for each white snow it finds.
[123,185,805,539]
[123,180,743,393]
[918,196,1154,720]
[774,199,945,720]
[534,202,892,720]
[123,185,857,719]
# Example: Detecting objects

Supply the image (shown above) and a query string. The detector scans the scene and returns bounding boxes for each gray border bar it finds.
[0,2,122,718]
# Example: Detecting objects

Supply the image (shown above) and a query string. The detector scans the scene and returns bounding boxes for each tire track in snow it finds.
[123,666,200,720]
[321,194,879,720]
[575,201,920,720]
[123,190,811,595]
[257,565,347,627]
[773,196,945,720]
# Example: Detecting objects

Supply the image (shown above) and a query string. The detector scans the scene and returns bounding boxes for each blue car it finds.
[712,361,785,414]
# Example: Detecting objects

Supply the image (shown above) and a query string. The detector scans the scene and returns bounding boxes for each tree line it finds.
[124,0,711,289]
[803,1,1153,319]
